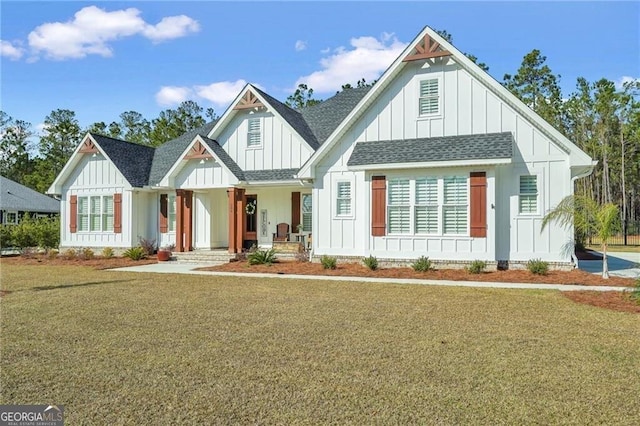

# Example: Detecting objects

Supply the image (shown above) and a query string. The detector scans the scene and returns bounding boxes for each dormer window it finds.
[247,117,261,147]
[419,78,440,116]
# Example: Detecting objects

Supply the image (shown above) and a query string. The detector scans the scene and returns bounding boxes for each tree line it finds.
[2,37,638,229]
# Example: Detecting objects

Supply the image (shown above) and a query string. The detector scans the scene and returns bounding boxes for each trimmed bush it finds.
[64,249,77,260]
[81,247,95,260]
[123,247,146,261]
[412,256,433,272]
[320,255,337,270]
[247,248,277,265]
[527,258,549,275]
[362,255,378,271]
[467,260,487,274]
[47,249,59,260]
[102,247,115,258]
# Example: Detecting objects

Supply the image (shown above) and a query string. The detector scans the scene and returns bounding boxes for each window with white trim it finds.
[519,175,538,214]
[415,178,438,234]
[388,178,411,234]
[386,175,469,236]
[419,78,440,116]
[168,195,177,232]
[4,211,18,225]
[336,181,352,216]
[247,117,261,147]
[78,195,113,232]
[443,177,468,234]
[301,194,312,232]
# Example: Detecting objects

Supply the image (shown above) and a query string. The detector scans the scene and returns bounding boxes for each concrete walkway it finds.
[110,262,632,292]
[578,251,640,279]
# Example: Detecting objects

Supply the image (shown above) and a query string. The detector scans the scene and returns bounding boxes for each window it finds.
[336,182,352,216]
[302,194,312,232]
[78,195,114,232]
[4,211,18,225]
[247,117,261,147]
[168,195,177,232]
[519,175,538,214]
[419,78,439,115]
[443,177,468,234]
[388,179,411,233]
[385,175,469,236]
[415,178,438,234]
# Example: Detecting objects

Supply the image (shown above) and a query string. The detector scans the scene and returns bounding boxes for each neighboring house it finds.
[47,26,594,267]
[1,176,60,224]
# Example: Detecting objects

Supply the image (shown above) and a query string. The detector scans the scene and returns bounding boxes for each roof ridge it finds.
[89,133,155,151]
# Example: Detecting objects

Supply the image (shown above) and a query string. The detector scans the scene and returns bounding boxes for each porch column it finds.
[184,190,193,251]
[227,188,238,254]
[235,188,246,252]
[176,190,184,252]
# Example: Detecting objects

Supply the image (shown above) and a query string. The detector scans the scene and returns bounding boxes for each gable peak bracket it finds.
[233,90,266,110]
[78,139,99,154]
[184,140,214,160]
[403,34,451,62]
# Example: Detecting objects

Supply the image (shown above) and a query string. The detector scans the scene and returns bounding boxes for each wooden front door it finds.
[244,194,258,243]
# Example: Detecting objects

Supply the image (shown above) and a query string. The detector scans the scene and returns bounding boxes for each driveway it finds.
[578,251,640,279]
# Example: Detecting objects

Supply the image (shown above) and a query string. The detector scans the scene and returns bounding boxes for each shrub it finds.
[527,258,549,275]
[138,237,157,256]
[247,248,277,265]
[320,255,337,270]
[47,249,59,260]
[467,260,487,274]
[102,247,115,258]
[81,247,95,260]
[412,256,433,272]
[33,216,59,249]
[629,278,640,305]
[11,214,37,249]
[0,224,13,249]
[123,247,146,261]
[64,249,77,260]
[362,255,378,271]
[295,248,310,263]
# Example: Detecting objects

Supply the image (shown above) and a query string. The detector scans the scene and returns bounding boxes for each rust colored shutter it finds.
[291,192,300,231]
[69,195,77,233]
[159,194,168,233]
[114,193,122,234]
[371,176,386,236]
[470,172,487,238]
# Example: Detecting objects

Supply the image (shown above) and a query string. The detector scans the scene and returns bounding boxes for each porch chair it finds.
[272,223,290,242]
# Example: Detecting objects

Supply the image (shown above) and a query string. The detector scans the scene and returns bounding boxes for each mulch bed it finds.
[202,260,635,287]
[564,291,640,314]
[0,254,157,270]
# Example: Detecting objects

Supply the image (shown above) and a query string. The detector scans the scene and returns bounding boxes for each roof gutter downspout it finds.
[565,161,597,268]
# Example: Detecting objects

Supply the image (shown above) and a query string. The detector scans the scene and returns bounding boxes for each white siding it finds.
[315,58,573,263]
[174,160,231,188]
[215,111,314,171]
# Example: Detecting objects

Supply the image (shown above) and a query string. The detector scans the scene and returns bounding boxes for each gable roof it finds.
[199,136,244,180]
[89,134,156,188]
[297,26,594,178]
[301,86,371,145]
[148,121,217,186]
[347,132,513,168]
[1,176,60,213]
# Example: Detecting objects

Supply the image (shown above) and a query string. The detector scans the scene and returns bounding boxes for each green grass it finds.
[2,264,640,424]
[586,244,639,253]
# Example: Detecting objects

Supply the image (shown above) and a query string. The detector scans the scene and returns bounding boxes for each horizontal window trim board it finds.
[349,158,511,171]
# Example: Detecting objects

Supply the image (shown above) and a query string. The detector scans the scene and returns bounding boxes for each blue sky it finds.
[1,1,638,134]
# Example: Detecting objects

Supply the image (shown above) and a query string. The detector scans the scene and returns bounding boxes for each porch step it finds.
[171,249,235,264]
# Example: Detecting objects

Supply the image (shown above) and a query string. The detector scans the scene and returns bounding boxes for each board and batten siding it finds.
[216,111,314,171]
[174,160,233,189]
[60,155,134,248]
[315,58,572,263]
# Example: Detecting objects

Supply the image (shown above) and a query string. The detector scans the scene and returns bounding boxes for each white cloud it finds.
[615,76,640,90]
[295,40,307,52]
[320,47,330,54]
[26,6,199,60]
[295,33,407,93]
[1,40,25,60]
[195,80,248,106]
[155,86,193,106]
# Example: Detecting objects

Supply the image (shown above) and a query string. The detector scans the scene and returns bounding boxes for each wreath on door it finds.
[245,200,257,215]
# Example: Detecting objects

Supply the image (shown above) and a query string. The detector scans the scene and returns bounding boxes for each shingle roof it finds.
[148,121,217,185]
[90,134,156,187]
[1,176,60,213]
[199,136,244,180]
[347,132,514,167]
[242,168,299,181]
[301,87,371,145]
[252,87,319,150]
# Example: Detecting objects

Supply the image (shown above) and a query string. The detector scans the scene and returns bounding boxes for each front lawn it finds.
[1,264,639,424]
